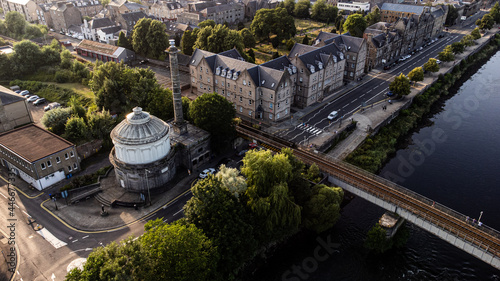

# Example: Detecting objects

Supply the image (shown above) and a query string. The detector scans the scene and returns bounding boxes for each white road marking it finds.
[0,192,6,199]
[82,235,89,239]
[22,210,29,216]
[37,228,67,249]
[173,209,183,216]
[72,239,78,243]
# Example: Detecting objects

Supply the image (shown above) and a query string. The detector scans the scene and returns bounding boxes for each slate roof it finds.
[0,85,25,106]
[90,18,115,29]
[124,2,147,10]
[165,2,182,10]
[119,11,150,22]
[319,33,365,53]
[260,55,293,71]
[293,42,344,73]
[380,3,425,14]
[108,0,126,7]
[288,43,317,58]
[312,31,339,46]
[0,124,74,163]
[100,25,122,34]
[431,7,445,18]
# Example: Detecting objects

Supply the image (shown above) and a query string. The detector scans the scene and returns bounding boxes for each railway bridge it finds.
[237,124,500,270]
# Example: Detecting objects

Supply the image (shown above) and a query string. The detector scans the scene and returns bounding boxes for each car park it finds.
[199,168,216,179]
[20,90,30,96]
[327,111,339,120]
[33,98,46,105]
[27,95,39,102]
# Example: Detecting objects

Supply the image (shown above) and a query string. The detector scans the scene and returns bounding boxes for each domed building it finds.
[109,107,177,192]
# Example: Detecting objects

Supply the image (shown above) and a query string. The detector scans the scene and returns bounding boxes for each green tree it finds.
[198,19,216,28]
[217,165,248,198]
[4,11,25,38]
[241,149,301,243]
[251,8,295,42]
[41,107,72,135]
[471,27,481,40]
[407,67,424,86]
[389,73,411,96]
[24,24,44,39]
[11,40,42,75]
[60,49,74,69]
[445,4,458,26]
[423,58,439,74]
[41,45,61,66]
[181,29,197,55]
[460,34,474,47]
[305,163,321,183]
[247,48,255,61]
[302,34,309,45]
[366,7,381,26]
[343,14,367,37]
[478,13,494,30]
[68,96,86,119]
[364,223,393,253]
[141,220,218,281]
[490,2,500,24]
[64,115,88,143]
[194,24,244,54]
[147,87,174,121]
[239,28,256,48]
[0,53,12,79]
[286,38,295,51]
[117,31,132,50]
[311,0,330,22]
[303,184,343,233]
[451,41,465,54]
[189,93,236,152]
[146,20,169,58]
[294,0,311,18]
[283,0,295,15]
[86,109,115,140]
[437,45,455,62]
[185,175,256,279]
[237,21,245,30]
[131,18,152,55]
[49,38,63,52]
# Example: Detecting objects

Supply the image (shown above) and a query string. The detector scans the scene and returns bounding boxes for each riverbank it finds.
[345,33,500,174]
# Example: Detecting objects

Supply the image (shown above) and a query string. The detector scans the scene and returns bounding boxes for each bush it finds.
[55,70,73,83]
[60,166,111,191]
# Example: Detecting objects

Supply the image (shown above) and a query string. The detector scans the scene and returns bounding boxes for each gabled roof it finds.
[0,85,25,106]
[190,1,216,11]
[380,3,425,15]
[4,0,31,5]
[99,25,122,34]
[90,17,115,29]
[0,124,74,163]
[165,2,183,10]
[322,33,365,53]
[108,0,126,7]
[313,31,339,46]
[124,2,147,10]
[119,11,149,22]
[431,7,445,18]
[293,43,344,73]
[260,55,293,71]
[288,43,317,58]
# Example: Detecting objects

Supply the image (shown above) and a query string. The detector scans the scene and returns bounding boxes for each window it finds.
[350,72,354,77]
[56,157,60,163]
[228,83,230,88]
[300,68,303,73]
[278,102,280,108]
[270,94,273,99]
[41,163,46,170]
[192,77,195,82]
[208,86,211,91]
[277,113,280,119]
[206,68,208,74]
[294,77,296,82]
[260,100,262,105]
[278,94,280,99]
[299,77,303,82]
[270,103,273,109]
[215,88,218,93]
[249,91,252,96]
[353,56,356,60]
[285,81,288,86]
[347,55,350,59]
[286,99,288,104]
[222,81,225,86]
[249,110,252,116]
[239,96,242,102]
[344,71,347,76]
[68,166,72,172]
[351,63,355,68]
[243,79,246,85]
[269,113,273,119]
[215,79,218,84]
[239,106,242,112]
[248,81,251,86]
[207,77,210,83]
[199,74,202,79]
[222,89,225,95]
[240,87,242,92]
[200,66,203,71]
[65,153,69,159]
[73,163,78,170]
[47,160,52,167]
[249,100,252,105]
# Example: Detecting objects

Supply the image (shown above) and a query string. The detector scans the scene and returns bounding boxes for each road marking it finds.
[367,89,372,93]
[0,192,6,199]
[22,210,29,216]
[82,235,89,239]
[360,94,365,97]
[173,209,183,216]
[37,228,67,249]
[72,239,78,243]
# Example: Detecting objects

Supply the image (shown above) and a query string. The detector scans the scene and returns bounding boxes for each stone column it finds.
[168,39,187,135]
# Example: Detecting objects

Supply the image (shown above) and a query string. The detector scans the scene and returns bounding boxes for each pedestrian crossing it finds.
[296,123,323,136]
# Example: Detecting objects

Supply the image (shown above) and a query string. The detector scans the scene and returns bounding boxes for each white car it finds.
[436,59,441,64]
[27,95,39,102]
[327,111,339,120]
[199,168,216,179]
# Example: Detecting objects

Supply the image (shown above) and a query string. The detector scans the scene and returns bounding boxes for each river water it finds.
[249,50,500,281]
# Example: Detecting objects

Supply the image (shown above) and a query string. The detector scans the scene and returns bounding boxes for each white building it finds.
[336,2,370,13]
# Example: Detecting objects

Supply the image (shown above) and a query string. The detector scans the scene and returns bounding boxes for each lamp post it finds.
[145,169,152,206]
[478,211,483,223]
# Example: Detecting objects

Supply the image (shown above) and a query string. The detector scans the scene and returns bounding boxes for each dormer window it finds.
[318,62,323,69]
[222,69,226,76]
[226,70,232,79]
[310,66,315,73]
[271,83,275,87]
[216,66,221,75]
[261,80,265,85]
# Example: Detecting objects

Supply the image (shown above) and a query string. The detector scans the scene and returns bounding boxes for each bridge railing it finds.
[311,148,500,241]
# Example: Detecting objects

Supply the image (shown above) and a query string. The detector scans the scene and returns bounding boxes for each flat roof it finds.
[0,124,75,162]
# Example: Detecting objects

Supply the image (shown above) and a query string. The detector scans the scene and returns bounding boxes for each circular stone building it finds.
[109,107,176,193]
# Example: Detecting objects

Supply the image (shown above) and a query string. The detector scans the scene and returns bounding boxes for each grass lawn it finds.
[254,50,272,64]
[45,82,95,101]
[295,18,326,33]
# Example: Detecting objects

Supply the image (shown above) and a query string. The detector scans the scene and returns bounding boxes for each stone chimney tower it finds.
[168,39,187,135]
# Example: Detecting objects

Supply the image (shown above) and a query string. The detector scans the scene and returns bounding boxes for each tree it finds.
[302,34,309,45]
[60,49,73,69]
[283,0,295,15]
[189,93,236,152]
[198,19,216,28]
[42,107,72,135]
[117,31,132,50]
[478,14,494,30]
[460,34,474,47]
[0,53,12,79]
[471,27,481,40]
[68,96,86,119]
[305,163,321,183]
[311,0,334,23]
[302,184,343,233]
[294,0,311,18]
[437,45,455,62]
[239,28,256,48]
[407,67,424,86]
[365,7,381,26]
[424,58,440,74]
[49,38,62,52]
[141,220,218,281]
[490,2,500,24]
[181,29,197,55]
[64,115,88,143]
[147,87,174,121]
[250,8,295,42]
[237,21,245,31]
[185,175,256,279]
[343,14,367,38]
[451,41,465,54]
[4,11,25,38]
[286,39,295,51]
[217,165,248,198]
[445,4,458,26]
[194,24,244,54]
[66,238,151,281]
[11,40,42,76]
[41,45,61,66]
[389,73,411,96]
[174,33,181,47]
[131,18,169,58]
[241,149,301,243]
[86,109,115,140]
[364,224,393,253]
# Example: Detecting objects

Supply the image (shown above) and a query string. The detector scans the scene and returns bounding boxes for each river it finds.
[248,50,500,281]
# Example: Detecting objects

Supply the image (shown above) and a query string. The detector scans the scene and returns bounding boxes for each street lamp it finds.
[478,211,483,223]
[145,169,152,206]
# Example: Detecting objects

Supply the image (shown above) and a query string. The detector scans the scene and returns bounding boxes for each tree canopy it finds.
[366,7,381,26]
[181,29,198,55]
[302,184,343,233]
[407,67,424,85]
[250,8,296,42]
[117,31,132,50]
[423,58,439,73]
[445,4,458,26]
[311,0,337,23]
[283,0,295,15]
[131,18,169,59]
[343,14,367,38]
[389,73,411,96]
[437,45,455,62]
[477,14,494,30]
[189,93,236,152]
[471,28,481,40]
[451,41,465,54]
[239,28,256,49]
[194,24,244,54]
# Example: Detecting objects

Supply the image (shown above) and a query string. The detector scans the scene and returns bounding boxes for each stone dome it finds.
[111,107,171,165]
[111,107,169,146]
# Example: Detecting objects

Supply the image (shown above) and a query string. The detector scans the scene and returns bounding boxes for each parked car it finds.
[436,59,441,64]
[387,91,395,97]
[199,168,216,179]
[27,95,39,102]
[33,98,46,105]
[20,90,30,96]
[327,111,339,120]
[139,59,149,65]
[44,102,61,111]
[14,90,21,94]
